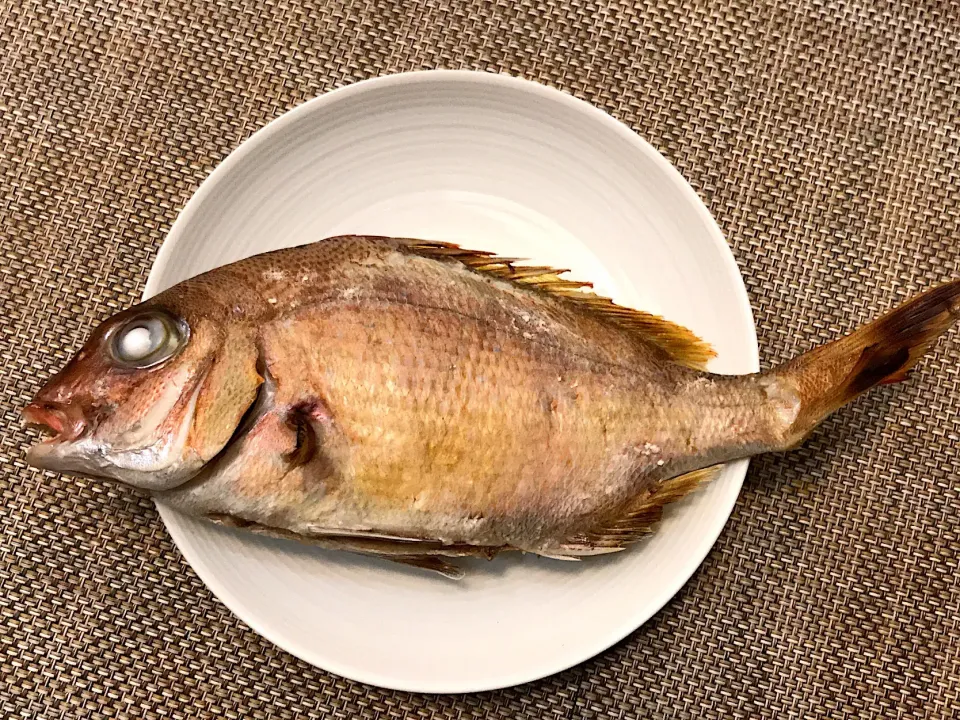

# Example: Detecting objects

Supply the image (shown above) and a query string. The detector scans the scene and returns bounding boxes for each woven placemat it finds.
[2,0,958,717]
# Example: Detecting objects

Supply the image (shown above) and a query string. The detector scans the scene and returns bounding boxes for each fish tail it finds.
[777,280,960,446]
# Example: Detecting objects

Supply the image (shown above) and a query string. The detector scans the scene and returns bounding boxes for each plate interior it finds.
[144,71,759,693]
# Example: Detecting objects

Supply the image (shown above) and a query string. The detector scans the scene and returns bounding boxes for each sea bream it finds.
[21,236,960,577]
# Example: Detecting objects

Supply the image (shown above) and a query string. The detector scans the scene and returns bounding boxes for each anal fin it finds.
[551,465,724,557]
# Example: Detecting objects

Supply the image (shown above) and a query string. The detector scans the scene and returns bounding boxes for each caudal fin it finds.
[780,280,960,443]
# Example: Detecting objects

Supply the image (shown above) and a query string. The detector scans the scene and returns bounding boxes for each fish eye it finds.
[109,310,188,368]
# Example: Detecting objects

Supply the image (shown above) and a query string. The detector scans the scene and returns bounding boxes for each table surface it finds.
[2,1,958,718]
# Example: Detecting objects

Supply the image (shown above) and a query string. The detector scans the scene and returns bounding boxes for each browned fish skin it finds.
[23,235,960,570]
[138,238,748,550]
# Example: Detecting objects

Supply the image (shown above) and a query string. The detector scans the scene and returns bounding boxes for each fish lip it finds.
[23,439,62,469]
[21,403,88,445]
[22,434,109,477]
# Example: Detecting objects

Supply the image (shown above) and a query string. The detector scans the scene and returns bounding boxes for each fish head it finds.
[22,293,263,491]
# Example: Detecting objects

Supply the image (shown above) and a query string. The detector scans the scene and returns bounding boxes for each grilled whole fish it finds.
[22,236,960,577]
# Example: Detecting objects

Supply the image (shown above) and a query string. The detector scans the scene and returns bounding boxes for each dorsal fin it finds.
[549,465,724,556]
[398,238,716,369]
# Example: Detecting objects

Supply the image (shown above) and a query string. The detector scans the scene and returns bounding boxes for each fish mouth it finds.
[22,403,88,445]
[21,368,213,490]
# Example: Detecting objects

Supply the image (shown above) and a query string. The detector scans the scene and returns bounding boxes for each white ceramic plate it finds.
[143,70,759,693]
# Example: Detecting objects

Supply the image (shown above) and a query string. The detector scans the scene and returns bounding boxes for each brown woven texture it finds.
[1,0,959,717]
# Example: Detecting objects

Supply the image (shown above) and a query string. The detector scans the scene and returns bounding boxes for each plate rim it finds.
[143,69,760,693]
